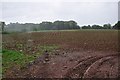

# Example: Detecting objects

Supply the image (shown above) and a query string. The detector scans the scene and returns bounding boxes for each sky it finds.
[0,0,119,26]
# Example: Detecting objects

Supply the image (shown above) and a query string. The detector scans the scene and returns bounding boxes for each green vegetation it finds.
[2,21,120,33]
[5,20,80,32]
[2,31,10,34]
[2,45,59,73]
[81,24,112,29]
[2,49,36,73]
[2,29,118,77]
[113,21,120,29]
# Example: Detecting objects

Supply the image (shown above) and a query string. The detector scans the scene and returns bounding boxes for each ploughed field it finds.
[2,30,119,78]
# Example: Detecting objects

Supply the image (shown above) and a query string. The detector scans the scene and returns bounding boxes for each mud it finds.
[4,50,119,79]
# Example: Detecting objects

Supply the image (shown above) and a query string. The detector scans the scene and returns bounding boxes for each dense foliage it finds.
[5,20,80,32]
[1,21,119,32]
[113,21,120,29]
[81,24,111,29]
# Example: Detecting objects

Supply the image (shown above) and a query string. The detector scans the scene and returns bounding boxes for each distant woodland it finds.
[1,20,120,32]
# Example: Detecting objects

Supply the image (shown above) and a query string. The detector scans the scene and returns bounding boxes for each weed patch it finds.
[2,49,36,73]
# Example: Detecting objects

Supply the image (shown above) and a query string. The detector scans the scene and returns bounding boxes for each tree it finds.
[103,24,111,29]
[53,21,63,30]
[113,21,120,29]
[21,29,27,32]
[39,21,53,30]
[82,25,91,29]
[67,20,79,29]
[92,25,103,29]
[6,20,80,31]
[53,20,80,30]
[32,27,38,31]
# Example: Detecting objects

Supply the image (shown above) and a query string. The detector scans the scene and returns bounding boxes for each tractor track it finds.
[64,54,118,78]
[3,51,119,79]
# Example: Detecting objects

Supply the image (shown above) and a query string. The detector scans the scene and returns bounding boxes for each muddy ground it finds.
[2,31,119,79]
[4,49,119,79]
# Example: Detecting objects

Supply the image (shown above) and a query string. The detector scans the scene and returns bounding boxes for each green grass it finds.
[2,49,36,73]
[2,45,59,74]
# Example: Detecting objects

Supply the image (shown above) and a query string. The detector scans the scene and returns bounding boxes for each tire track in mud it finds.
[64,54,118,78]
[5,52,118,78]
[83,56,118,78]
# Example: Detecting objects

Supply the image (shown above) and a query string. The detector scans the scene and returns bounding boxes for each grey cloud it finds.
[2,2,118,26]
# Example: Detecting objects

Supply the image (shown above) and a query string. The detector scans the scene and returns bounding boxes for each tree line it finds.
[81,24,111,29]
[1,20,120,32]
[82,21,120,29]
[4,20,80,32]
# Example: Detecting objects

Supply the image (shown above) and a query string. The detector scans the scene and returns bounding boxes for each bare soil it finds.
[4,50,119,78]
[2,31,119,79]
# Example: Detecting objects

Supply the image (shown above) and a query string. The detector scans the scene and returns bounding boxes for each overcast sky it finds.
[0,0,119,26]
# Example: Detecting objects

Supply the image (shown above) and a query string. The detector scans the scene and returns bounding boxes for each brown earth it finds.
[2,30,119,79]
[4,50,119,78]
